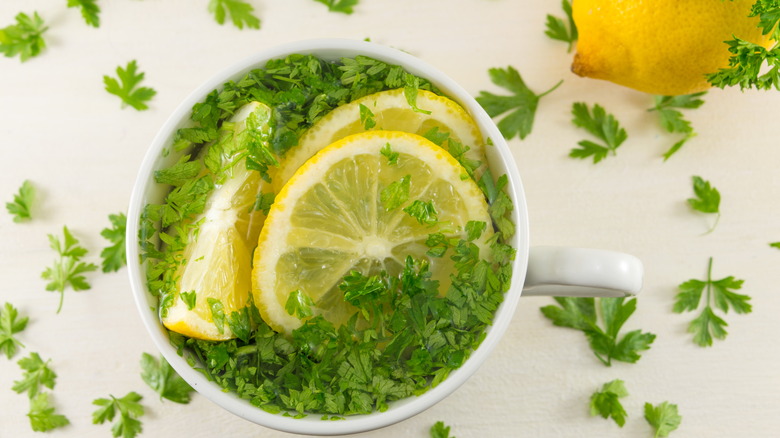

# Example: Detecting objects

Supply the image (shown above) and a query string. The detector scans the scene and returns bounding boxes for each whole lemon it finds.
[571,0,773,95]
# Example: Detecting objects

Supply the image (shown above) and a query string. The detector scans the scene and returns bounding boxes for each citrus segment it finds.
[253,131,492,334]
[272,88,485,191]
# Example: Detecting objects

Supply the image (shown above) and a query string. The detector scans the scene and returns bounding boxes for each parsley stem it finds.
[705,257,714,308]
[56,289,64,314]
[538,79,564,99]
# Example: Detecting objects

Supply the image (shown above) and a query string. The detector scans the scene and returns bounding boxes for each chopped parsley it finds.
[103,60,157,111]
[0,12,48,62]
[5,180,35,223]
[403,199,438,225]
[380,175,411,211]
[359,103,377,129]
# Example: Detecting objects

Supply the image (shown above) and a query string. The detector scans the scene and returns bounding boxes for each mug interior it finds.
[126,38,529,435]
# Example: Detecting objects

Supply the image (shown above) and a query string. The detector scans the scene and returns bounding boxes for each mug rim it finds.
[126,38,530,435]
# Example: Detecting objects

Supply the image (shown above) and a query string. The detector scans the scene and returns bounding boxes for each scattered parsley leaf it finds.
[6,180,35,223]
[101,212,127,273]
[140,353,194,404]
[208,0,261,29]
[403,199,438,226]
[1,302,29,359]
[92,392,145,438]
[312,0,359,14]
[381,175,411,211]
[570,102,628,163]
[544,0,578,52]
[28,392,70,432]
[540,297,656,366]
[476,66,562,140]
[13,352,57,398]
[648,92,706,160]
[673,257,750,347]
[644,401,682,437]
[430,420,456,438]
[380,143,399,165]
[103,60,157,111]
[589,379,629,427]
[706,0,780,90]
[687,176,721,233]
[67,0,101,28]
[359,103,376,129]
[286,290,314,319]
[42,226,98,313]
[771,242,780,249]
[0,12,48,62]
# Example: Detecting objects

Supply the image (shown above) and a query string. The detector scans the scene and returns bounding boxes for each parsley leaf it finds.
[644,401,682,437]
[359,103,376,129]
[544,0,578,52]
[687,176,721,233]
[92,392,145,438]
[771,242,780,249]
[67,0,101,28]
[476,66,562,140]
[28,392,70,432]
[673,257,750,347]
[6,180,35,223]
[42,226,98,313]
[540,297,656,366]
[286,290,314,318]
[707,0,780,90]
[590,379,629,427]
[103,60,157,111]
[1,302,29,359]
[403,200,438,225]
[208,0,261,29]
[648,93,706,160]
[313,0,359,14]
[100,212,127,273]
[380,143,399,165]
[570,102,628,163]
[12,352,57,398]
[381,175,411,211]
[253,192,275,215]
[140,353,193,404]
[430,420,456,438]
[0,12,48,62]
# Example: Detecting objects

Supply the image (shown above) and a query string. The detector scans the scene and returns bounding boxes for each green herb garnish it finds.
[544,0,578,52]
[285,290,314,318]
[67,0,101,27]
[208,0,261,29]
[590,379,629,427]
[6,180,35,223]
[476,66,562,140]
[1,302,28,359]
[403,199,438,225]
[649,92,706,160]
[359,103,376,129]
[0,12,48,62]
[380,142,399,165]
[92,392,145,438]
[644,401,682,437]
[673,257,751,347]
[12,352,57,398]
[687,176,721,233]
[42,226,98,313]
[570,102,628,163]
[430,420,456,438]
[380,175,411,211]
[313,0,359,14]
[104,60,157,111]
[28,392,69,432]
[140,353,194,404]
[101,212,127,273]
[540,297,656,366]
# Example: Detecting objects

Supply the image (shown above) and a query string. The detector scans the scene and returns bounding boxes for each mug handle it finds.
[522,246,643,298]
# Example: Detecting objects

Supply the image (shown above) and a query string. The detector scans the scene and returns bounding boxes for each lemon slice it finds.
[272,88,485,192]
[253,130,492,334]
[162,102,272,341]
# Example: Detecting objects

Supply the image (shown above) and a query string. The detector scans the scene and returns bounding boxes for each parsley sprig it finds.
[673,257,751,347]
[6,180,35,223]
[104,60,157,111]
[707,0,780,90]
[67,0,101,28]
[0,12,48,62]
[645,401,682,437]
[12,352,57,398]
[570,102,628,163]
[430,421,456,438]
[544,0,578,52]
[100,213,127,272]
[313,0,359,14]
[476,66,563,140]
[540,297,656,366]
[648,93,706,160]
[687,176,721,233]
[590,379,629,427]
[208,0,261,29]
[42,226,98,313]
[28,392,70,432]
[92,392,145,438]
[1,302,29,359]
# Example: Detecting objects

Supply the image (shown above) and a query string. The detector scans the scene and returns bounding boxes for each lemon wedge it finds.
[252,130,492,334]
[272,88,485,192]
[162,102,272,341]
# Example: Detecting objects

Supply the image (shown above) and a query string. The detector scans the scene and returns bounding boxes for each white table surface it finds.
[2,1,779,437]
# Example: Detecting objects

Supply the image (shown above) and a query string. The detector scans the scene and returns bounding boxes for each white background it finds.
[1,1,779,437]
